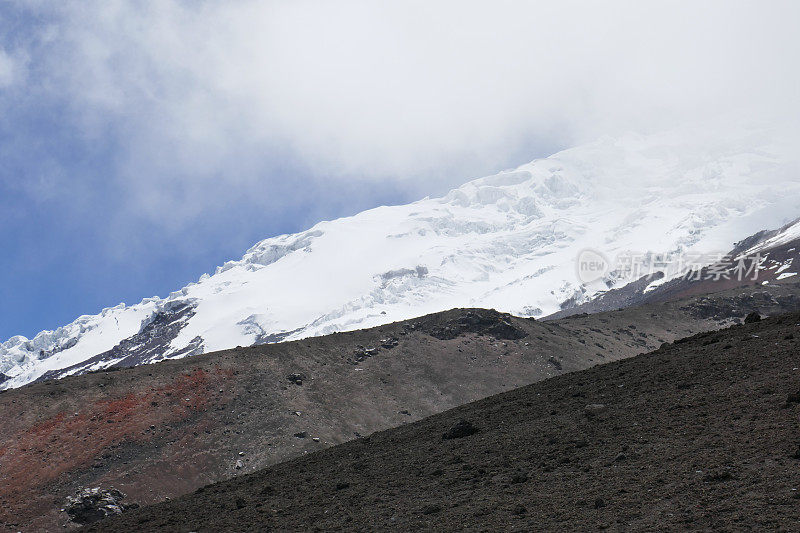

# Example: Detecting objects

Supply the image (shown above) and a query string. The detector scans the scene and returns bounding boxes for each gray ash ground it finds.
[93,312,800,532]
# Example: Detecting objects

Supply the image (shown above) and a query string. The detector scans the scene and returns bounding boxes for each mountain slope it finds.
[3,284,800,532]
[91,312,800,532]
[3,125,799,389]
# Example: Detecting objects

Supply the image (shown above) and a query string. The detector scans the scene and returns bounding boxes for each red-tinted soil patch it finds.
[0,367,233,530]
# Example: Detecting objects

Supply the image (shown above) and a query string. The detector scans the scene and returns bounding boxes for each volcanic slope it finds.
[3,284,800,531]
[94,311,800,532]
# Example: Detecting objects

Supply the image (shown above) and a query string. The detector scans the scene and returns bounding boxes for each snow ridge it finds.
[2,125,799,389]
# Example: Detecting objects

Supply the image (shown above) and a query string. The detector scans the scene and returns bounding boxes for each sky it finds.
[1,0,799,341]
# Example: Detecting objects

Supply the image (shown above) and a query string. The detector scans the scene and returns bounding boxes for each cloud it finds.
[0,47,20,88]
[4,0,800,228]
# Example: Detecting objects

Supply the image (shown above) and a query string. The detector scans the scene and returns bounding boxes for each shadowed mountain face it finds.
[548,219,800,320]
[35,302,203,383]
[92,312,800,533]
[3,285,800,531]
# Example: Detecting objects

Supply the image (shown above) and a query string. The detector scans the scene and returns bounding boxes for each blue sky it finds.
[1,1,798,341]
[0,70,547,340]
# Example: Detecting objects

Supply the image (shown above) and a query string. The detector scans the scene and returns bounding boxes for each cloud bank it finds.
[2,0,800,228]
[1,0,800,341]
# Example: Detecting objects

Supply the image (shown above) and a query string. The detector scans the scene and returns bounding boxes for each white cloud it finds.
[0,48,18,88]
[8,0,800,225]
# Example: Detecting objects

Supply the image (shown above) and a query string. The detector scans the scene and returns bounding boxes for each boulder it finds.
[286,373,304,386]
[584,404,607,418]
[443,420,480,440]
[744,311,761,324]
[64,487,137,525]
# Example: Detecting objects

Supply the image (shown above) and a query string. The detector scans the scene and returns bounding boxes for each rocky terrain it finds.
[92,310,800,532]
[548,218,800,319]
[2,283,800,531]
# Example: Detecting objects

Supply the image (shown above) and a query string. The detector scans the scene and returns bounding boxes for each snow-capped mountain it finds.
[2,124,799,389]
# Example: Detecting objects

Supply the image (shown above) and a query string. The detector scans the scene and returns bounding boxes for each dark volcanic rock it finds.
[286,373,304,386]
[428,310,528,341]
[703,468,733,483]
[594,498,606,509]
[510,472,529,484]
[64,487,136,525]
[350,346,380,364]
[442,420,480,440]
[584,404,607,418]
[744,311,762,324]
[36,302,200,383]
[785,391,800,407]
[421,504,441,515]
[380,337,399,349]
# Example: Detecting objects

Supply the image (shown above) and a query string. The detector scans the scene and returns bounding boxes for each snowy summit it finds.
[2,124,799,389]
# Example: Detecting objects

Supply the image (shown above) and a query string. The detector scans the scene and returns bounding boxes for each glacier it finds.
[2,124,800,389]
